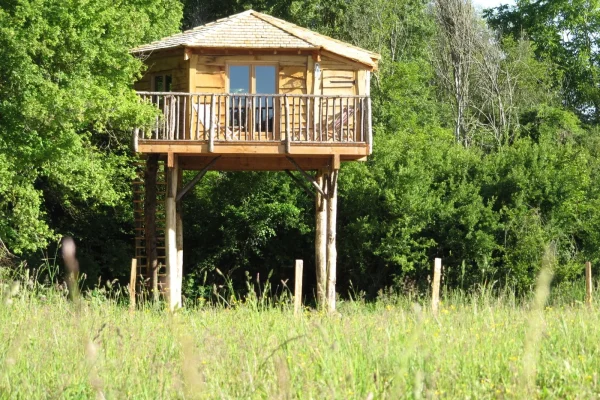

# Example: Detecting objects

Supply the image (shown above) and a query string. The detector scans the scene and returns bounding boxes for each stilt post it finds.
[176,168,184,306]
[326,159,339,313]
[166,154,181,310]
[315,169,327,309]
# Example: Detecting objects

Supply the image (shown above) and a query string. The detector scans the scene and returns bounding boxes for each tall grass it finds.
[1,264,599,399]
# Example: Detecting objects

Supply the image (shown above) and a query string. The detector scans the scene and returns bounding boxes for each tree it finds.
[0,0,182,256]
[485,0,600,123]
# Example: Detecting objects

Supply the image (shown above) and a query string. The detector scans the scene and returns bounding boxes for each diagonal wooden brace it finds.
[175,156,221,202]
[286,156,326,197]
[285,170,316,199]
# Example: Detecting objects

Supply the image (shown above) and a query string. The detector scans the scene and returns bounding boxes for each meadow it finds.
[1,268,599,399]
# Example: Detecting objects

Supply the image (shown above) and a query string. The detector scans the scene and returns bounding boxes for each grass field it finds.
[1,269,600,399]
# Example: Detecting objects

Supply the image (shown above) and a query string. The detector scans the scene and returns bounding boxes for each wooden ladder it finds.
[133,157,168,294]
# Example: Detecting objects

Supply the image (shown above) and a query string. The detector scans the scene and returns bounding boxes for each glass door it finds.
[255,66,276,135]
[229,65,250,133]
[228,64,276,140]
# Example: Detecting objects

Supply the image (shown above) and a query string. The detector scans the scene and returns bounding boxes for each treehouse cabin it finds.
[131,10,379,311]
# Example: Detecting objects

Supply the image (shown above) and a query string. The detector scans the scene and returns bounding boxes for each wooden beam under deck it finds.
[178,155,359,171]
[137,141,369,158]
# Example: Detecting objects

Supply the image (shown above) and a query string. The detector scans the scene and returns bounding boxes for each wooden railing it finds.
[135,92,372,151]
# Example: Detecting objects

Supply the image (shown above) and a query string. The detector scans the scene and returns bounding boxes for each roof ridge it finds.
[250,11,316,49]
[253,12,381,60]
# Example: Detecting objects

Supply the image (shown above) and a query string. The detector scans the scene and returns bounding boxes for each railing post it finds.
[209,94,215,153]
[366,97,372,153]
[284,95,291,153]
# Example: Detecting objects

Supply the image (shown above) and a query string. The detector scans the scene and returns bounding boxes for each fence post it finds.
[586,261,593,307]
[294,259,303,315]
[432,258,442,314]
[129,258,137,310]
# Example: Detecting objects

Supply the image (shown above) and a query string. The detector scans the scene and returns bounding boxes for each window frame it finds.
[151,73,173,92]
[226,62,279,135]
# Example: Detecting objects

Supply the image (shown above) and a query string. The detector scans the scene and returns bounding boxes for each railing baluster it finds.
[338,97,343,142]
[257,96,262,140]
[209,94,215,152]
[325,98,329,141]
[217,95,221,140]
[306,97,310,142]
[155,96,159,140]
[346,97,350,142]
[292,96,296,143]
[224,95,229,141]
[284,95,290,153]
[193,95,200,140]
[238,96,242,141]
[165,96,169,140]
[175,95,180,140]
[366,97,372,153]
[360,97,365,142]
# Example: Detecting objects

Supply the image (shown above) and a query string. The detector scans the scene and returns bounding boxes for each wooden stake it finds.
[129,258,137,310]
[294,259,303,315]
[586,261,593,307]
[432,258,442,314]
[326,168,338,313]
[315,169,327,309]
[166,155,181,311]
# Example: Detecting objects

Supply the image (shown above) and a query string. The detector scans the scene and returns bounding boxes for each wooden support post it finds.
[165,154,181,310]
[326,164,338,313]
[176,168,184,305]
[432,258,442,314]
[129,258,137,310]
[586,261,593,307]
[315,169,327,309]
[294,259,303,315]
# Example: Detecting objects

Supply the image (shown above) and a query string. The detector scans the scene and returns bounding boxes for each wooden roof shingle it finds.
[132,10,380,69]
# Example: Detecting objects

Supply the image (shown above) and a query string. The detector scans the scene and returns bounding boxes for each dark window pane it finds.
[154,75,164,91]
[165,75,172,92]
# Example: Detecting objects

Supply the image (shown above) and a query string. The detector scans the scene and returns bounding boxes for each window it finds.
[153,74,172,92]
[228,65,276,132]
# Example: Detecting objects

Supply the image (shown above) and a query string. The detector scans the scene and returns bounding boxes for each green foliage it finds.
[485,0,600,122]
[0,0,181,257]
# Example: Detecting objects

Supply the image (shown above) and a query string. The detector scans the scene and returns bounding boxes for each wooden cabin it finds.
[131,10,380,311]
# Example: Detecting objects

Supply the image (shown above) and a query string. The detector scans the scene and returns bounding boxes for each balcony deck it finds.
[134,92,372,171]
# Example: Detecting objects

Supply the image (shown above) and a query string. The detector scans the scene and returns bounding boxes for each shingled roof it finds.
[132,10,380,69]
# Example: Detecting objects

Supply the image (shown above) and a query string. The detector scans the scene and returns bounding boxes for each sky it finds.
[472,0,515,10]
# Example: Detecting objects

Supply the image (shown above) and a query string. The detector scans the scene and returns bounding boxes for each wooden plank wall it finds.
[191,55,308,141]
[320,56,360,141]
[134,50,190,92]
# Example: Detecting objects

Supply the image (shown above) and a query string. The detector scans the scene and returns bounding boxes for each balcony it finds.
[133,92,372,162]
